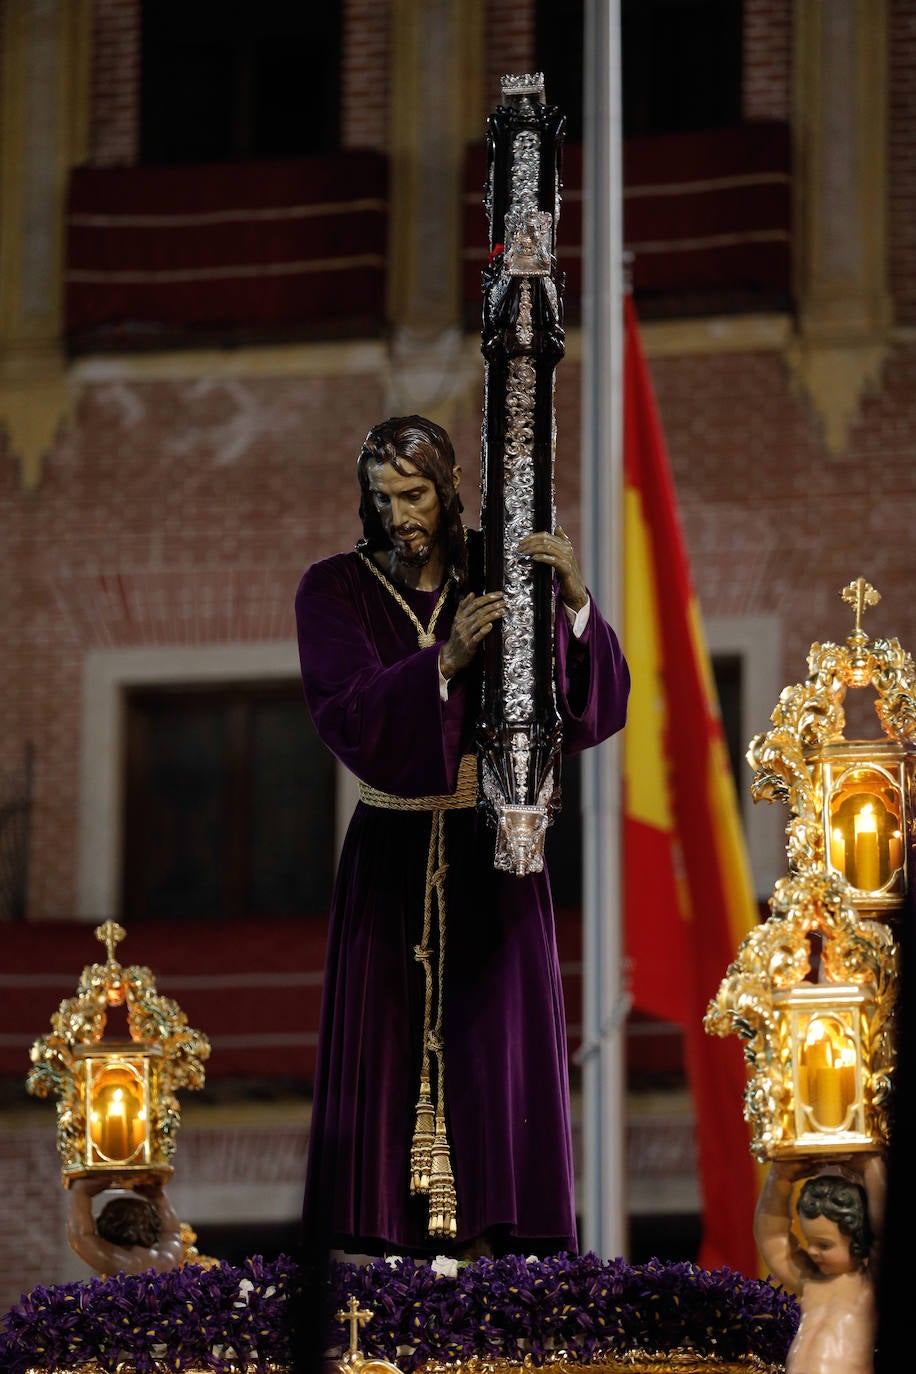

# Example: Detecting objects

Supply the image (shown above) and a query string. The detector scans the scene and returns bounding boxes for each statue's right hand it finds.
[439,591,505,679]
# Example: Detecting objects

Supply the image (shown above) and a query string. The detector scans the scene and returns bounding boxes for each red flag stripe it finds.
[623,294,760,1276]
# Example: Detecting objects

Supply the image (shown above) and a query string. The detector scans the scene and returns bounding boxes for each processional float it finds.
[476,72,567,877]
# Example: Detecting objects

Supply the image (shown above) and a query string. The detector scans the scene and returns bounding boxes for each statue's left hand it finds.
[517,525,588,613]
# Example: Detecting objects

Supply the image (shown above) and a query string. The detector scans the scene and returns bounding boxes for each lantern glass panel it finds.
[797,1012,858,1133]
[826,765,903,894]
[87,1059,149,1166]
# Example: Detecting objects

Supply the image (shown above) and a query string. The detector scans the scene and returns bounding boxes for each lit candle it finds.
[835,1049,857,1129]
[830,827,846,876]
[853,804,881,891]
[801,1028,826,1126]
[102,1087,129,1160]
[804,1025,829,1073]
[131,1104,147,1154]
[812,1066,844,1130]
[890,828,903,875]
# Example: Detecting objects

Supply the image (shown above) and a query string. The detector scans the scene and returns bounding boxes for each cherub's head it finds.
[797,1174,871,1276]
[96,1195,162,1249]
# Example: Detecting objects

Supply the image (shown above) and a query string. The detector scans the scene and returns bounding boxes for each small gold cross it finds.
[95,921,126,965]
[841,577,881,635]
[337,1294,373,1357]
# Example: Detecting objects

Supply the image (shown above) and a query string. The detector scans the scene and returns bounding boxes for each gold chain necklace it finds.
[357,549,453,648]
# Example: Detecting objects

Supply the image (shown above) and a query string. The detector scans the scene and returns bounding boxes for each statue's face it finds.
[367,460,459,568]
[799,1214,857,1276]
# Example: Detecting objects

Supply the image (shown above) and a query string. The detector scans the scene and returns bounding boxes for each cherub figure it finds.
[754,1154,885,1374]
[67,1176,184,1276]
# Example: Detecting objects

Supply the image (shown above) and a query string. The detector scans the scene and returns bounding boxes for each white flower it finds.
[431,1254,458,1278]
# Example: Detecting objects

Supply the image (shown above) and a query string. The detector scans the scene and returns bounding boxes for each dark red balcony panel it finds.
[66,151,388,351]
[0,916,328,1082]
[463,121,791,321]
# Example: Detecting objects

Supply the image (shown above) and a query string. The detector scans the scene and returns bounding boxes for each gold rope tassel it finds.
[409,810,459,1237]
[410,928,435,1195]
[428,1111,458,1238]
[410,1069,435,1196]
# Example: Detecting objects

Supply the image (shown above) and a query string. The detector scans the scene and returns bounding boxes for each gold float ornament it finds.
[332,1296,404,1374]
[704,868,896,1160]
[747,577,916,915]
[26,920,209,1186]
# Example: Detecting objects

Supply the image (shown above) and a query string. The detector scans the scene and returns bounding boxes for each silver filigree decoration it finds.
[511,731,531,798]
[503,344,538,721]
[501,72,546,102]
[510,130,540,224]
[496,804,548,875]
[515,278,534,348]
[505,209,553,276]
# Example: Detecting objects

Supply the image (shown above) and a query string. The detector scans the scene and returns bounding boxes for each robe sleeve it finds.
[555,589,630,755]
[295,557,468,797]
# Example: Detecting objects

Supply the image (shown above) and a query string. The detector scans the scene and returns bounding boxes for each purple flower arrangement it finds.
[0,1251,799,1373]
[328,1253,799,1370]
[0,1255,301,1374]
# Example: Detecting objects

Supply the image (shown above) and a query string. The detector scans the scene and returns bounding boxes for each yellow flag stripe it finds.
[623,483,675,833]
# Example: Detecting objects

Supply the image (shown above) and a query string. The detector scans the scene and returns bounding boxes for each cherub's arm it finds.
[860,1152,886,1273]
[141,1182,185,1271]
[66,1177,134,1275]
[754,1162,817,1295]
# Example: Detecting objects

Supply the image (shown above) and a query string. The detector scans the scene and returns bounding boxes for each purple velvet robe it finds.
[295,544,629,1254]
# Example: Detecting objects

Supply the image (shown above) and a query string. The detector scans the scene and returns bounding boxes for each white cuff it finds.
[438,657,450,702]
[565,596,591,639]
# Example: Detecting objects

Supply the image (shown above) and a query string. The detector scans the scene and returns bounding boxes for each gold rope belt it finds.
[357,753,477,810]
[355,753,478,1241]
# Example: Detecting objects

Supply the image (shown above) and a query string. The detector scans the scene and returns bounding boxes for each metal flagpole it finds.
[579,0,627,1259]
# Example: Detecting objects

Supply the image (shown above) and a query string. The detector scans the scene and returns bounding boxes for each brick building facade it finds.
[2,0,914,1313]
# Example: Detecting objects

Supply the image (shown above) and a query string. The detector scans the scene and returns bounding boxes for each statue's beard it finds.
[392,527,438,567]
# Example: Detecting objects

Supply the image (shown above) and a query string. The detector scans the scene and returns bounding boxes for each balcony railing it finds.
[64,123,790,352]
[66,150,388,352]
[463,120,792,322]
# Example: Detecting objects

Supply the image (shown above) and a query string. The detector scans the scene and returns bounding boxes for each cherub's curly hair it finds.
[798,1175,872,1261]
[356,415,468,585]
[96,1196,162,1249]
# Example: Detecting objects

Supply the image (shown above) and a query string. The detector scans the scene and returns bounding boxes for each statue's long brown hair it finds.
[356,415,468,586]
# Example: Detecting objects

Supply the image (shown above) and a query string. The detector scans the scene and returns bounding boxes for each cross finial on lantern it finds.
[95,920,126,966]
[841,577,881,635]
[337,1295,373,1358]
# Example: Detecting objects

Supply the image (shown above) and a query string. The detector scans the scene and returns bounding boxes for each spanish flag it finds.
[622,294,759,1276]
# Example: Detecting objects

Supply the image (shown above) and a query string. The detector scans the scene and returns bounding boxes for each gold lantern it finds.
[775,983,872,1149]
[704,870,896,1160]
[817,741,911,911]
[26,921,209,1186]
[746,577,916,918]
[703,578,916,1160]
[76,1042,159,1171]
